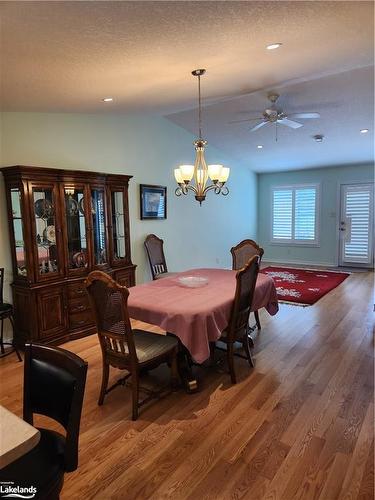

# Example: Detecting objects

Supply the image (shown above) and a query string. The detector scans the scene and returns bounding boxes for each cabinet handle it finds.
[76,320,86,325]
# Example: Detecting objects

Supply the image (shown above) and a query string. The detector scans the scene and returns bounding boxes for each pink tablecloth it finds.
[128,268,278,363]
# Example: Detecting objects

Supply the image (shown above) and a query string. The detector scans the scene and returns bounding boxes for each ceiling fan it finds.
[229,93,320,139]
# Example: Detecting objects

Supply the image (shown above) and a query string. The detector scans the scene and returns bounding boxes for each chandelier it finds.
[174,69,230,205]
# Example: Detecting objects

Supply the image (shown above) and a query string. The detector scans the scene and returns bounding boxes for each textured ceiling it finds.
[0,1,374,114]
[0,1,373,172]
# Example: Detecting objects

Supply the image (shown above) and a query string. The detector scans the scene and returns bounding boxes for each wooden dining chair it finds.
[85,271,179,420]
[144,234,177,280]
[0,343,87,500]
[216,255,259,384]
[230,239,264,330]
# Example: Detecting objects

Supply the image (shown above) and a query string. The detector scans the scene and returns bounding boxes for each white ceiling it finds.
[0,1,374,171]
[168,66,375,172]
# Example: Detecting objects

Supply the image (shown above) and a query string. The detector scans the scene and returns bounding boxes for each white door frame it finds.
[336,180,374,268]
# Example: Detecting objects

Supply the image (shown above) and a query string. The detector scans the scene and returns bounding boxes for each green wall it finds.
[258,164,374,266]
[0,112,257,304]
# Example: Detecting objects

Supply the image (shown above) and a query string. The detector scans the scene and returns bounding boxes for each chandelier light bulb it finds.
[218,167,230,183]
[179,164,194,182]
[174,168,184,184]
[207,164,223,181]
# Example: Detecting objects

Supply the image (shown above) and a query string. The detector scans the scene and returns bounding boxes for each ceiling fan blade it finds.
[277,118,303,129]
[288,112,320,119]
[228,117,263,124]
[250,121,268,132]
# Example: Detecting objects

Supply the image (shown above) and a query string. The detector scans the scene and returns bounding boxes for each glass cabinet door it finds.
[31,185,62,278]
[90,188,108,266]
[63,186,89,272]
[110,190,127,262]
[10,187,27,277]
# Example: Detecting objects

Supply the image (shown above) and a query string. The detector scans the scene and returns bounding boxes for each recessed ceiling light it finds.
[266,43,282,50]
[313,134,324,142]
[257,145,263,149]
[102,97,113,102]
[360,128,369,134]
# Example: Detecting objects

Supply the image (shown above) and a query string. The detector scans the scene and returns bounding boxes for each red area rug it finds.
[260,266,350,306]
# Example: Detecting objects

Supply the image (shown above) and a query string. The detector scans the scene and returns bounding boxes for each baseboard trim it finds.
[262,258,337,268]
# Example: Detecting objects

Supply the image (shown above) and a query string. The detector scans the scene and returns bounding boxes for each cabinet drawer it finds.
[68,296,91,314]
[69,309,94,330]
[67,282,87,299]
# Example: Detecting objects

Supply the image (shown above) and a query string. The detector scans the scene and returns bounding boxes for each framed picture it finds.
[140,184,167,220]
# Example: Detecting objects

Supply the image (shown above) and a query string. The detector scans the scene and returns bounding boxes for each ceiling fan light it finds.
[174,168,184,184]
[218,167,230,183]
[179,164,194,182]
[207,164,223,181]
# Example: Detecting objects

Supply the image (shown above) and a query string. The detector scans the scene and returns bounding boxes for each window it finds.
[271,184,319,245]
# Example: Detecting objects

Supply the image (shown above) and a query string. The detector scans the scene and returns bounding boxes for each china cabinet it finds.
[1,165,135,346]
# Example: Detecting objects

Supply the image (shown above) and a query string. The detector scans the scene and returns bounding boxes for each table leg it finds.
[167,333,198,393]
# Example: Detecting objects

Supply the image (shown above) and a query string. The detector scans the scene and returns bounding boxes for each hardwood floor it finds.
[0,271,373,499]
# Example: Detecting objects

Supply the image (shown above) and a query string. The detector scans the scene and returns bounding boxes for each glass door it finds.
[108,187,130,266]
[90,187,108,267]
[9,186,28,278]
[30,182,64,280]
[339,183,374,267]
[62,185,89,274]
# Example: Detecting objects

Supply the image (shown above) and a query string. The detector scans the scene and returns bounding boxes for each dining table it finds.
[0,405,40,469]
[128,268,278,391]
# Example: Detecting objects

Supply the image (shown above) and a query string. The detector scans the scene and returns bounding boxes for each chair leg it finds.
[227,342,237,384]
[254,310,261,330]
[170,350,179,390]
[98,362,109,406]
[132,371,139,421]
[209,341,216,365]
[243,335,255,368]
[8,315,22,362]
[0,318,5,355]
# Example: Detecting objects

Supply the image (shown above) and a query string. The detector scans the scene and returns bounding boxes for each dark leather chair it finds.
[0,344,88,499]
[0,267,21,361]
[215,256,259,384]
[144,234,177,280]
[85,271,179,420]
[230,239,264,330]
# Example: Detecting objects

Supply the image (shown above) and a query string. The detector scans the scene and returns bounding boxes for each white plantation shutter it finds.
[295,188,316,240]
[272,189,293,239]
[272,184,319,244]
[343,185,373,263]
